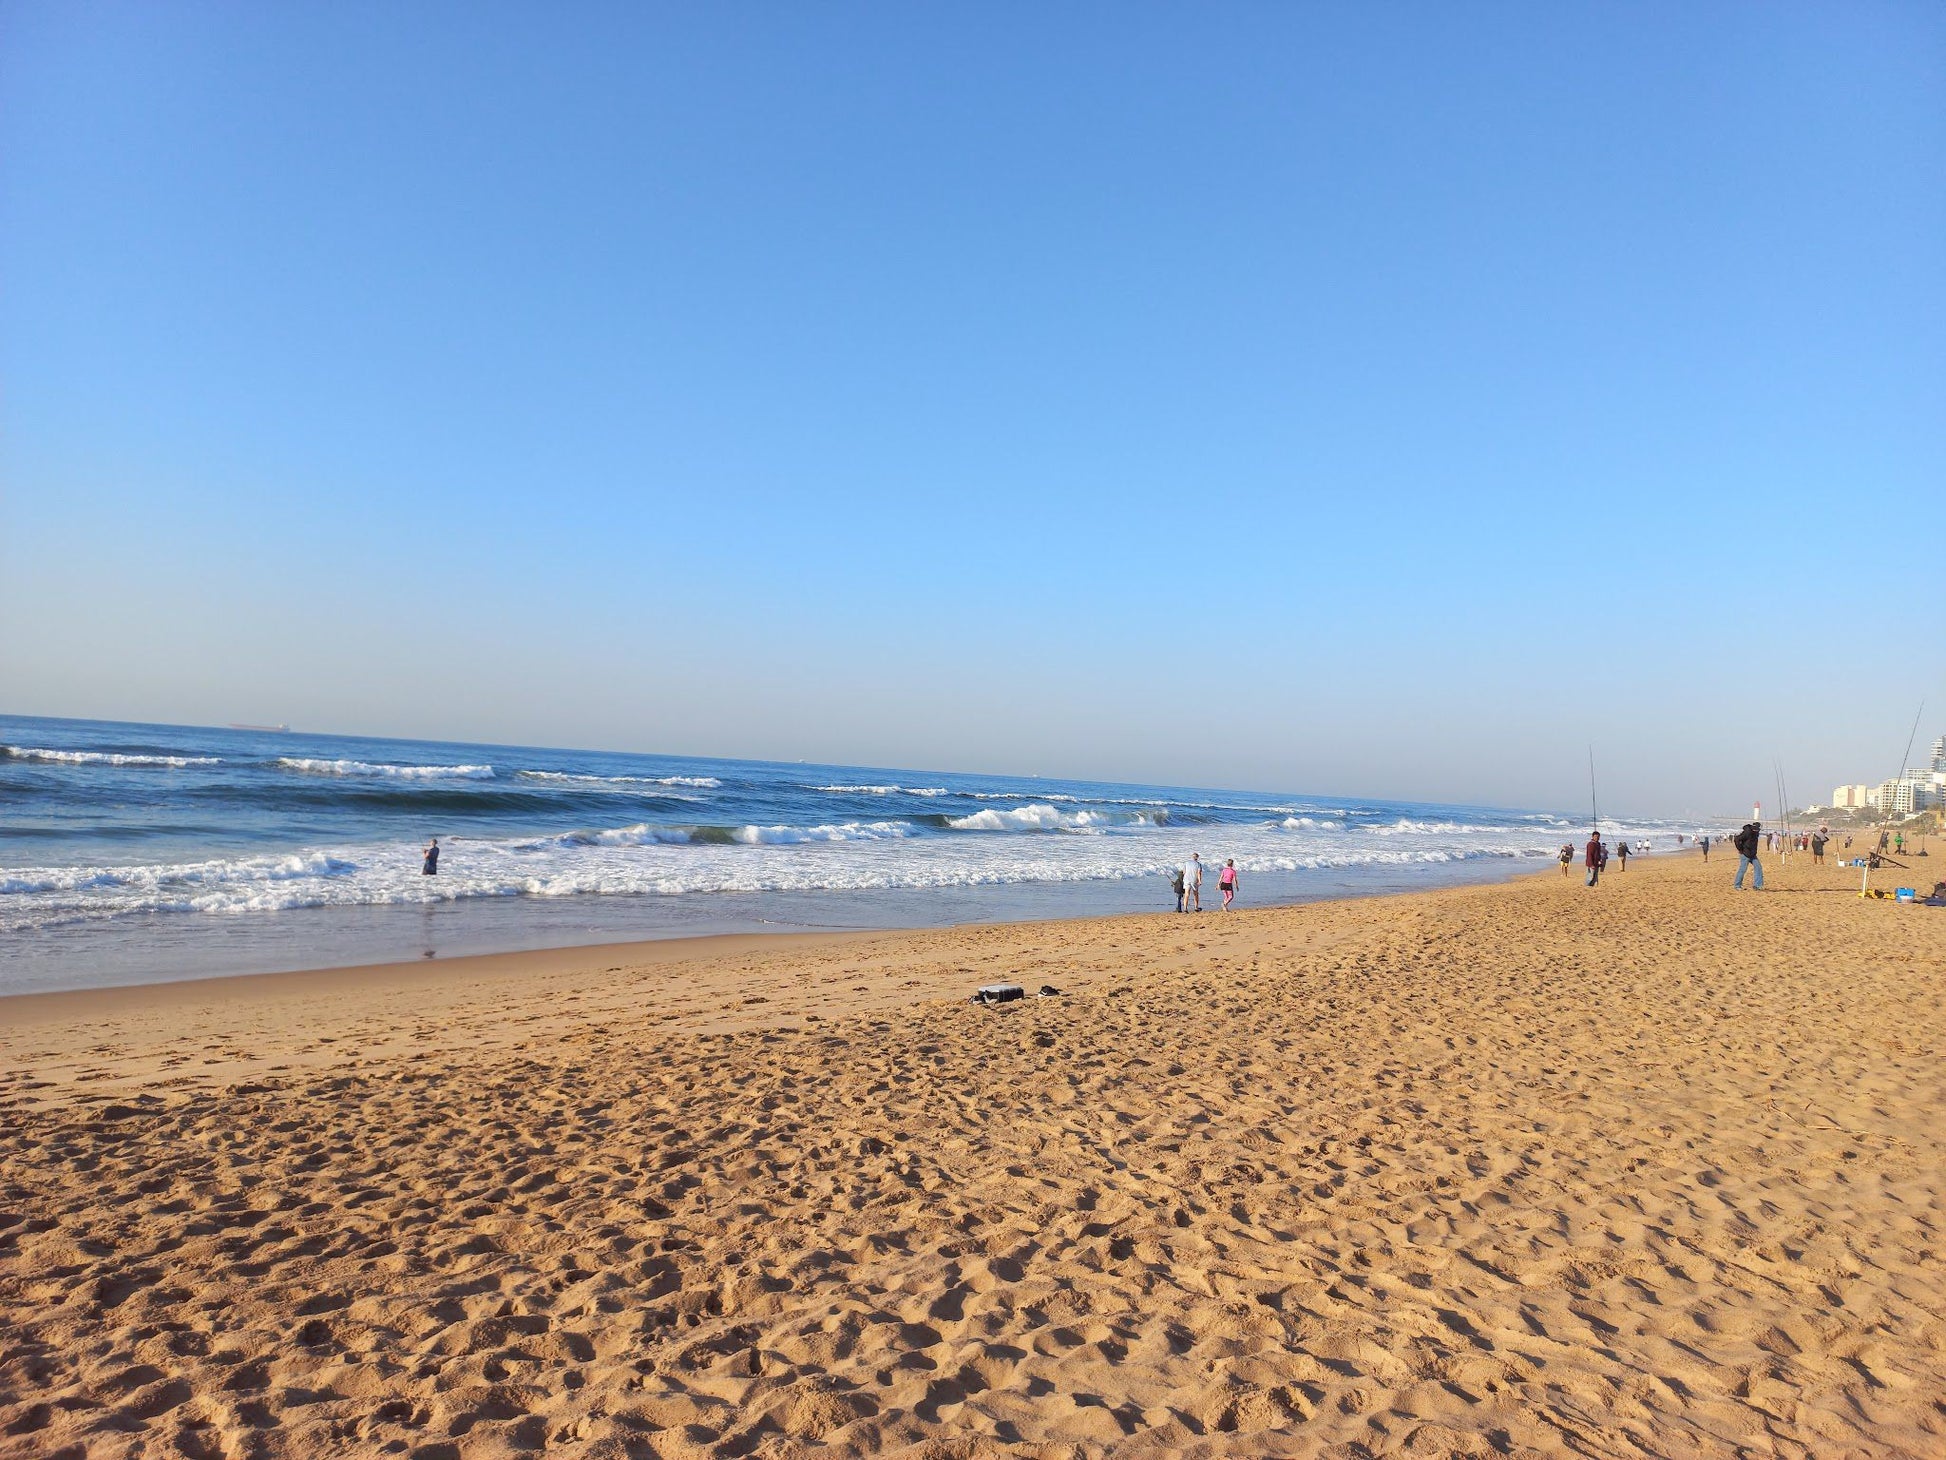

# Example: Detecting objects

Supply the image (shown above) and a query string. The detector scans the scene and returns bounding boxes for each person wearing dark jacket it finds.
[1584,832,1604,887]
[1732,822,1764,890]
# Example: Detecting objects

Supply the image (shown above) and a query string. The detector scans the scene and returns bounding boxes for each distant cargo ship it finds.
[228,723,291,733]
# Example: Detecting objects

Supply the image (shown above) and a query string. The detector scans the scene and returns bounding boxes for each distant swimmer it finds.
[1585,831,1604,887]
[422,837,440,876]
[1219,858,1239,910]
[1732,822,1764,891]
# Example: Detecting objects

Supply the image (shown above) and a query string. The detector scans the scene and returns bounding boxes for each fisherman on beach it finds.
[1585,831,1604,887]
[1732,822,1764,891]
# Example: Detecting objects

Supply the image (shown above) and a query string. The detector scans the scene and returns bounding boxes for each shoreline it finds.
[0,851,1583,1020]
[1,851,1555,1001]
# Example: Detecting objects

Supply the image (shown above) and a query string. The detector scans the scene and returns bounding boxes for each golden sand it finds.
[3,848,1943,1458]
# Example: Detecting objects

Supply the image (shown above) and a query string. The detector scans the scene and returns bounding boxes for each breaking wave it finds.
[4,745,222,768]
[518,770,720,789]
[277,758,497,780]
[812,784,949,797]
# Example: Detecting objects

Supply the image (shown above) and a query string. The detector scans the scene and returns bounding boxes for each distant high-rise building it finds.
[1876,774,1939,817]
[1933,734,1945,772]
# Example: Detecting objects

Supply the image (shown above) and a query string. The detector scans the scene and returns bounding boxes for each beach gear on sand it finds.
[970,983,1061,1004]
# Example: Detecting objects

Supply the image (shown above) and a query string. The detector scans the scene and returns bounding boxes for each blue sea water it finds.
[0,715,1685,995]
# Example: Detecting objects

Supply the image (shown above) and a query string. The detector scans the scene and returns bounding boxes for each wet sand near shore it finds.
[3,848,1943,1458]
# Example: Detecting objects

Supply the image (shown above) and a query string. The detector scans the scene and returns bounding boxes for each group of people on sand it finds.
[1169,853,1239,913]
[1726,820,1858,888]
[1560,836,1638,885]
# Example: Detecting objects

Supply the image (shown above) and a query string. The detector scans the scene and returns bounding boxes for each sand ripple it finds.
[2,854,1943,1456]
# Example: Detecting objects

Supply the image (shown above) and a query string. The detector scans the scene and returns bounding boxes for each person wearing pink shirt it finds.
[1218,858,1239,910]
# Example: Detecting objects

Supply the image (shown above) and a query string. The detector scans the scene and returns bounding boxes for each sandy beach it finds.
[3,847,1942,1458]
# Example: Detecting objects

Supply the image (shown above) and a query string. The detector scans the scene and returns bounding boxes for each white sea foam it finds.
[0,824,1574,935]
[3,746,221,768]
[515,771,714,793]
[812,784,952,797]
[1369,818,1499,835]
[962,791,1082,802]
[949,803,1071,832]
[943,803,1165,832]
[278,758,496,780]
[732,821,916,845]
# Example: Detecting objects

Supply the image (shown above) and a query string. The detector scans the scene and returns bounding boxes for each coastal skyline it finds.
[5,4,1943,814]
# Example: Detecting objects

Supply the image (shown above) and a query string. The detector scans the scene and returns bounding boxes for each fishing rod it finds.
[1588,748,1600,838]
[1865,699,1926,898]
[1586,747,1602,888]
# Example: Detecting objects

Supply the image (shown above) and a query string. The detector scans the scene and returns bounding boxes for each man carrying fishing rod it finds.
[1585,750,1605,888]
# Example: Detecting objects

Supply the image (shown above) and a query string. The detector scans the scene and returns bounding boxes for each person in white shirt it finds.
[1183,853,1203,912]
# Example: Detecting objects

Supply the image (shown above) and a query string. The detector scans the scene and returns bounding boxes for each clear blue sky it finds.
[3,3,1941,814]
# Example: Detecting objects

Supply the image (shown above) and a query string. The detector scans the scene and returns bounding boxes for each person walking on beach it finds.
[1585,831,1604,887]
[1733,822,1764,890]
[1811,830,1827,865]
[422,837,440,876]
[1169,864,1186,914]
[1560,842,1574,876]
[1184,853,1204,912]
[1616,840,1630,872]
[1699,834,1711,862]
[1219,858,1239,910]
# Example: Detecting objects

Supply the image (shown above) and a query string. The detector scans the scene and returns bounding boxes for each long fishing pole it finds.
[1865,699,1925,898]
[1894,701,1926,816]
[1588,748,1599,837]
[1586,747,1602,888]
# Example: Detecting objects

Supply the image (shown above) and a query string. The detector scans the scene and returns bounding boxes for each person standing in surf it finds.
[1184,853,1204,912]
[422,837,440,876]
[1219,858,1239,910]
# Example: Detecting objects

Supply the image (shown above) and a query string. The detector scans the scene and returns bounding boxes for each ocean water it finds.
[1,716,1684,995]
